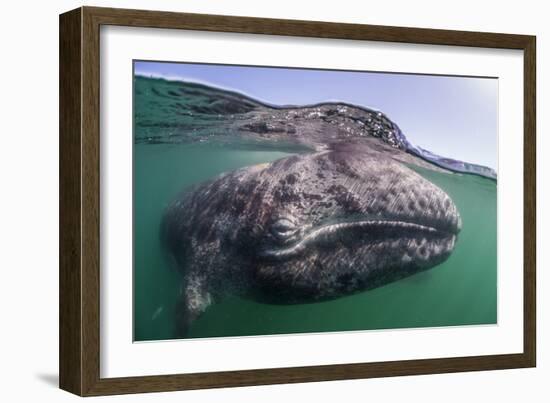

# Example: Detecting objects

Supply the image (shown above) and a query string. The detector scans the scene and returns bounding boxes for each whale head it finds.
[162,149,461,307]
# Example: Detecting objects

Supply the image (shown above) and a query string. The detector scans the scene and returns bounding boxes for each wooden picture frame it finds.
[59,6,536,396]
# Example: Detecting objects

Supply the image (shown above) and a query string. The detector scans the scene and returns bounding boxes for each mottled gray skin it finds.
[162,145,462,336]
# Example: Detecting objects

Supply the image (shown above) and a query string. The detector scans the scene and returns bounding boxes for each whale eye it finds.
[270,218,298,240]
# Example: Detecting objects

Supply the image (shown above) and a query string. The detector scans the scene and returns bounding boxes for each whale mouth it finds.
[259,218,459,261]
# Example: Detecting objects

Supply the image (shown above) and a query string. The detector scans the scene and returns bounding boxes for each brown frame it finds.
[59,6,536,396]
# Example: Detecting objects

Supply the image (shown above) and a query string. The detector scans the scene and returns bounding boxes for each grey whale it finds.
[162,144,462,336]
[141,78,479,336]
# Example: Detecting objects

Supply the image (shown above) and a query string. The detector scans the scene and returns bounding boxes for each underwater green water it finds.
[133,142,497,342]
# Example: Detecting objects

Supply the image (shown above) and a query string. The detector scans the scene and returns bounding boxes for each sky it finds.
[134,61,498,170]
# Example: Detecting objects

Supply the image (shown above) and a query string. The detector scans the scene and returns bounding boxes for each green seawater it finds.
[134,142,497,342]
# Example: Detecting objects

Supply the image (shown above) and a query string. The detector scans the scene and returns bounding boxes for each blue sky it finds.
[135,61,497,169]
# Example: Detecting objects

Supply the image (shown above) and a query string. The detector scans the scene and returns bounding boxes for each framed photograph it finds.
[59,6,536,396]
